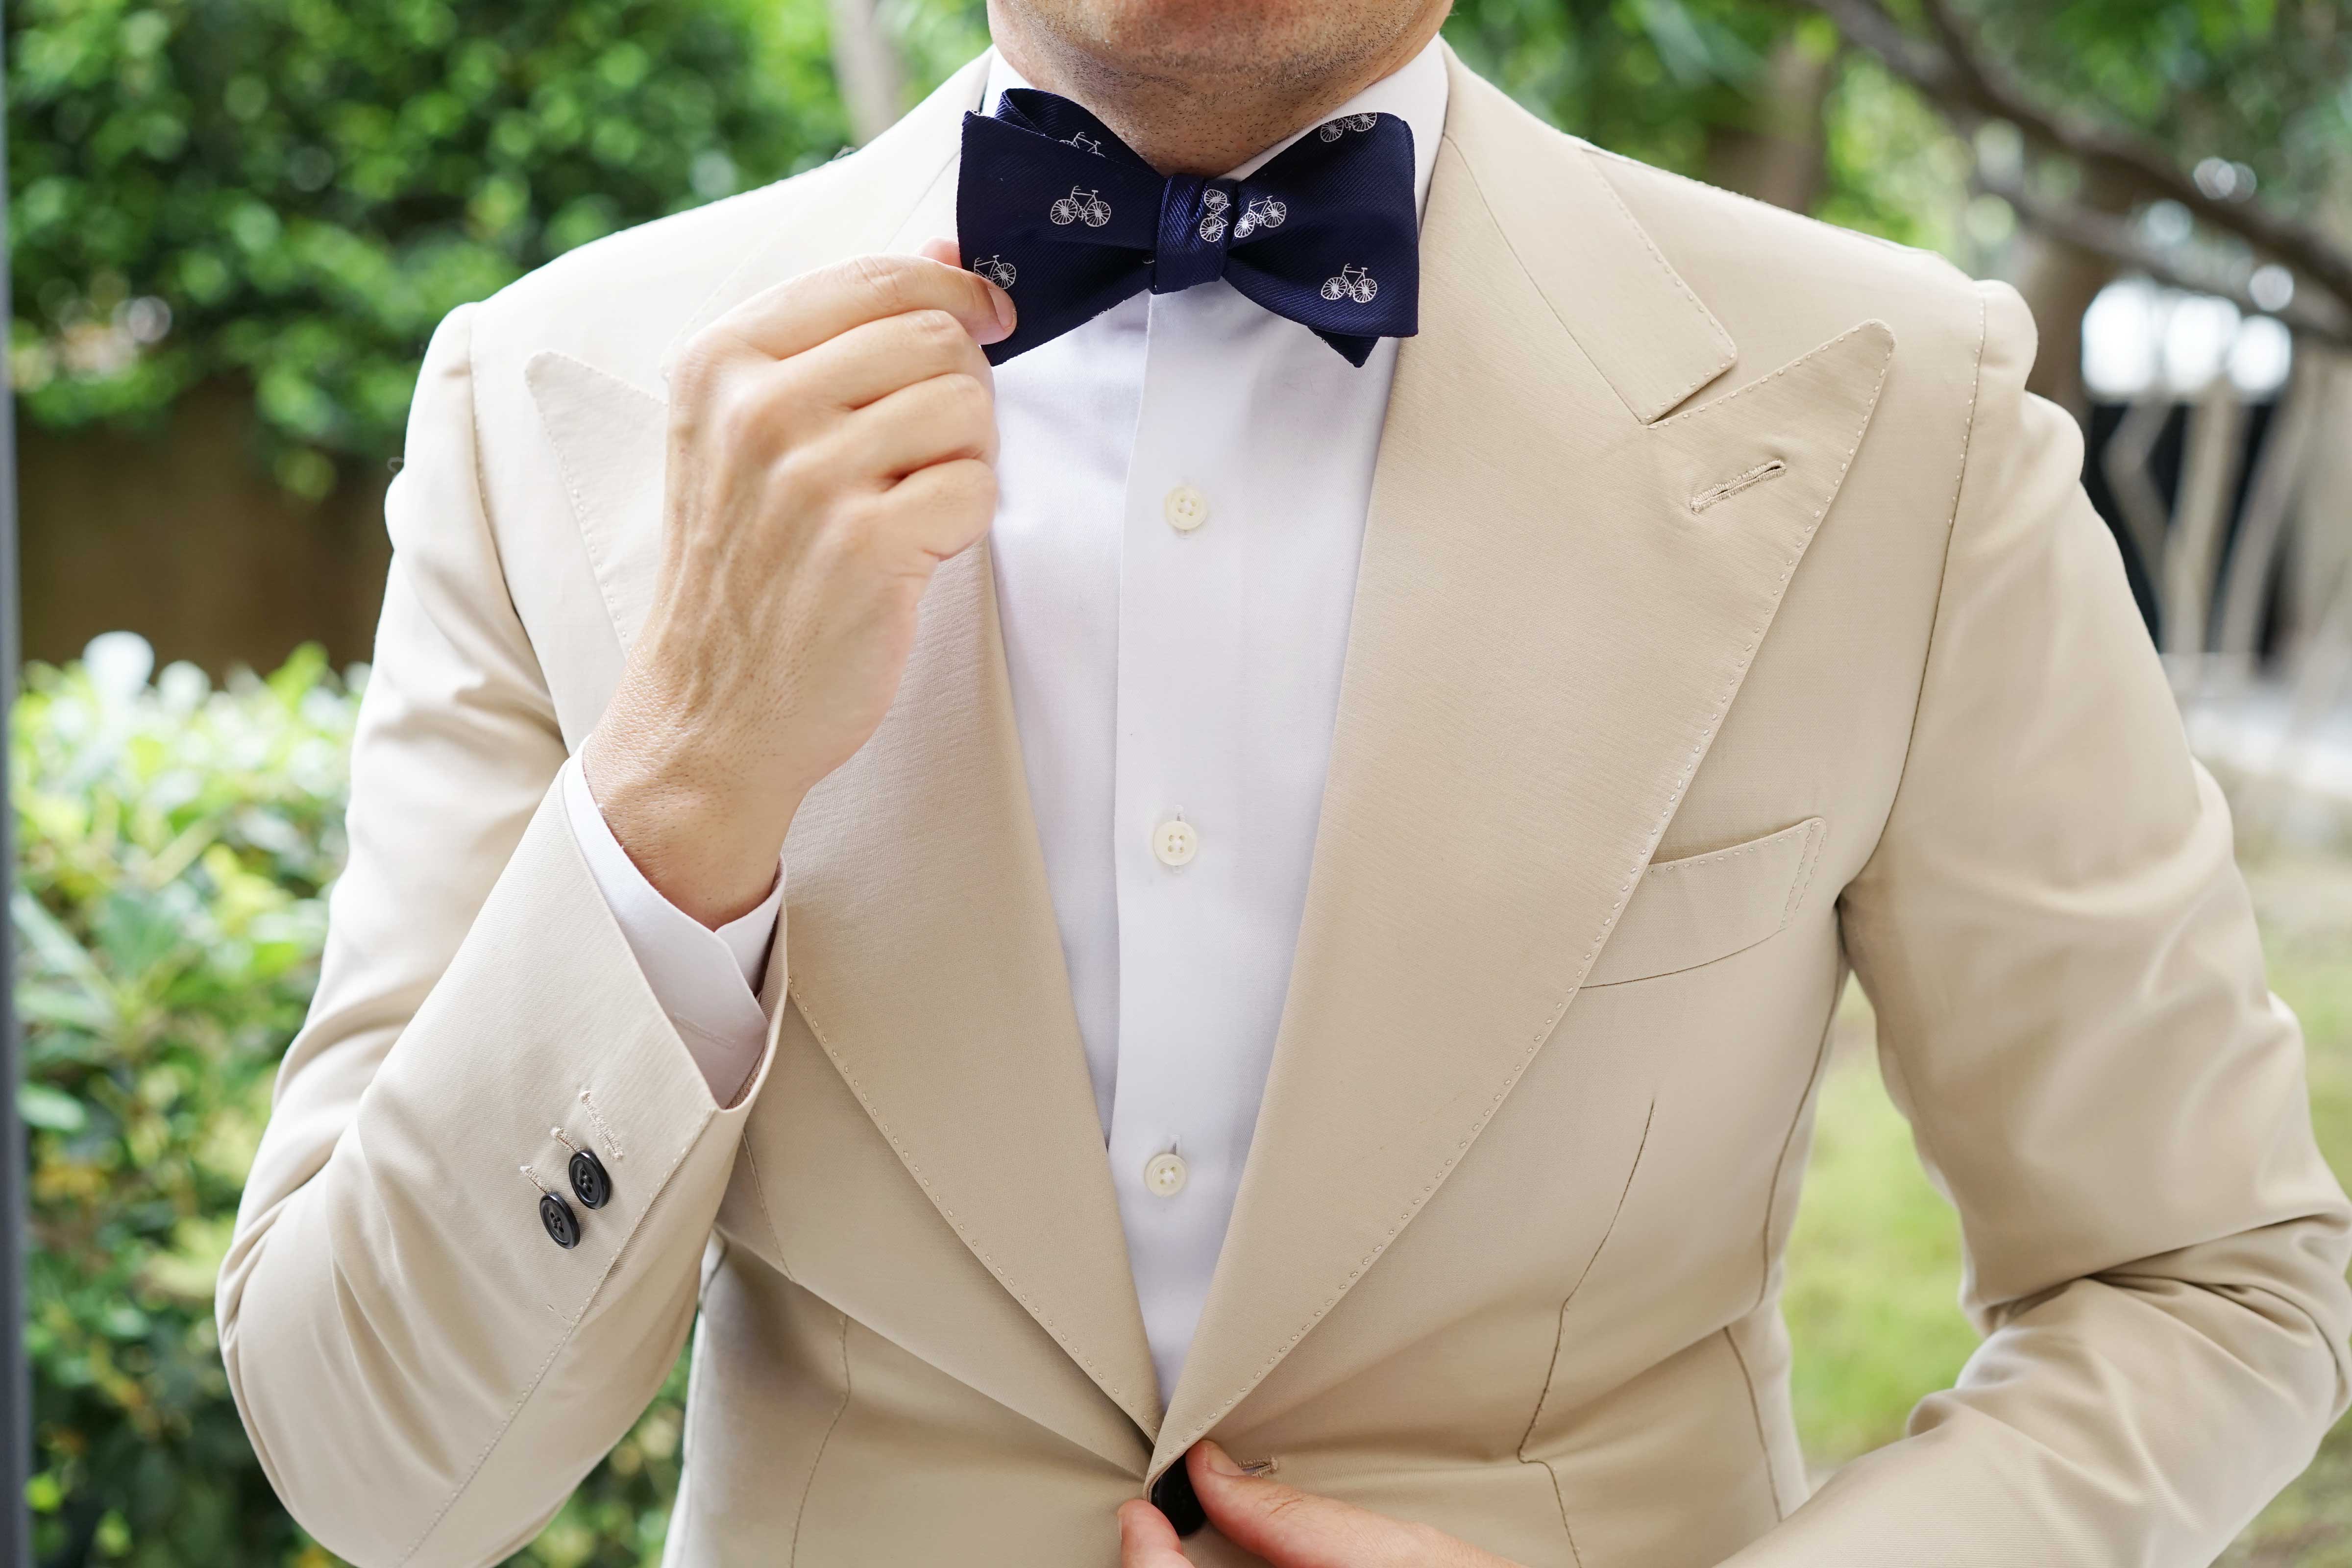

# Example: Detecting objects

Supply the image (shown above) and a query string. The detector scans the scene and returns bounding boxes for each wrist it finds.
[581,725,800,929]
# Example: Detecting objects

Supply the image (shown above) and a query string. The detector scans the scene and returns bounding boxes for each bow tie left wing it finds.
[958,107,1166,363]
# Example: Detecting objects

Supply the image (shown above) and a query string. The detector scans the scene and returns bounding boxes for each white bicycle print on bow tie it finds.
[1198,188,1231,244]
[1065,131,1102,154]
[1234,196,1287,239]
[971,255,1017,289]
[1049,187,1113,227]
[1318,112,1379,142]
[1321,264,1378,303]
[1199,190,1290,245]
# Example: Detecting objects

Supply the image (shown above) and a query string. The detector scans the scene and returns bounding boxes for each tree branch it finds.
[1798,0,2352,318]
[1981,171,2352,350]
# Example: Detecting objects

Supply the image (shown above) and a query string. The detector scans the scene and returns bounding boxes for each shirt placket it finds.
[1108,285,1265,1399]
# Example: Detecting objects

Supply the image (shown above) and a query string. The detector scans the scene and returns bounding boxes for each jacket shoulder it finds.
[1581,144,1993,396]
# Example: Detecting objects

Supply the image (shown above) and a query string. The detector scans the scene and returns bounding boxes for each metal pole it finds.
[0,12,28,1561]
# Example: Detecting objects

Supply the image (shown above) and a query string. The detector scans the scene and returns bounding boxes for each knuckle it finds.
[847,252,912,311]
[929,458,998,520]
[671,332,735,400]
[809,498,878,566]
[904,307,965,352]
[715,379,783,451]
[937,370,991,422]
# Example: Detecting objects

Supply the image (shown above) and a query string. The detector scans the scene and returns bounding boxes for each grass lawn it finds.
[1780,842,2352,1561]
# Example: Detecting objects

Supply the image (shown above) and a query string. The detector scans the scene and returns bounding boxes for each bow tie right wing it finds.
[1219,114,1420,363]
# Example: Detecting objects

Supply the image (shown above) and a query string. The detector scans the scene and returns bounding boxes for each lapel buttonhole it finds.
[1690,458,1789,515]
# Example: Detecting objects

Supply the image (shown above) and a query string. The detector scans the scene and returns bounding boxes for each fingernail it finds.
[990,283,1016,335]
[1199,1441,1245,1477]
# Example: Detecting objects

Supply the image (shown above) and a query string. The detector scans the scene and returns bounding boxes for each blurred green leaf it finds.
[7,0,857,491]
[20,1083,91,1132]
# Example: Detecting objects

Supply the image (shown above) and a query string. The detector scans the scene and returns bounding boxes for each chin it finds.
[1004,0,1428,82]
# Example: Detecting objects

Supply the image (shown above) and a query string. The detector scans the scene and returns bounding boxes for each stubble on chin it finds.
[987,0,1444,173]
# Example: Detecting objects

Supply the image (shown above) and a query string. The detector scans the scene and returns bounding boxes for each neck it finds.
[986,2,1449,175]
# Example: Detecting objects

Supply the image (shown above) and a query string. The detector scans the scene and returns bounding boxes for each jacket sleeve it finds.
[1729,279,2352,1566]
[215,304,781,1568]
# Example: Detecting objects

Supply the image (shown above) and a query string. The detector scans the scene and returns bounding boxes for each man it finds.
[216,0,2352,1562]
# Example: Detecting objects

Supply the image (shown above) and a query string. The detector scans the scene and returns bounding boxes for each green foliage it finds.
[1444,0,1790,173]
[7,0,848,494]
[15,638,689,1567]
[1963,0,2352,205]
[18,636,352,1564]
[1442,0,1981,256]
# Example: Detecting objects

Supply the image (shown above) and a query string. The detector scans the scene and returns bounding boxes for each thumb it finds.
[1187,1443,1451,1568]
[1118,1497,1194,1567]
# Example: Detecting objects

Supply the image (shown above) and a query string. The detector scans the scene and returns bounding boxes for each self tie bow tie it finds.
[956,88,1420,366]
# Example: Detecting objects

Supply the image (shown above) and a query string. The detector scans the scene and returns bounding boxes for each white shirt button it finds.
[1144,1152,1189,1197]
[1163,485,1208,532]
[1152,818,1198,867]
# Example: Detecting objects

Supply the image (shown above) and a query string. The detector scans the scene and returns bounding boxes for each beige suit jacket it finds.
[218,47,2352,1568]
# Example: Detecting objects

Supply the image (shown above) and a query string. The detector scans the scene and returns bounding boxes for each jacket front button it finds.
[568,1149,612,1210]
[540,1192,582,1249]
[1150,1463,1205,1536]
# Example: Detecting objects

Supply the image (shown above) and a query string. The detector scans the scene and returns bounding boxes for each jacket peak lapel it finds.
[1153,74,1894,1470]
[782,540,1164,1437]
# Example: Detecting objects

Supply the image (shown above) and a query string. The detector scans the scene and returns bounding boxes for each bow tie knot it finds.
[1156,174,1245,293]
[957,88,1419,366]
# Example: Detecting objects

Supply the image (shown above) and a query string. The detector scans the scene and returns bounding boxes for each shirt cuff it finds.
[560,754,781,1102]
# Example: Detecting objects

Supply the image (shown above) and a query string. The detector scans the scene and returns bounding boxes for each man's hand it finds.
[1118,1443,1524,1568]
[582,239,1014,926]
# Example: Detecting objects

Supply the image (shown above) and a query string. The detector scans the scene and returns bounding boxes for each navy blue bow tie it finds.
[956,89,1420,367]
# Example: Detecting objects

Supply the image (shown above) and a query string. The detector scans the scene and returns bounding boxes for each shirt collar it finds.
[980,34,1450,216]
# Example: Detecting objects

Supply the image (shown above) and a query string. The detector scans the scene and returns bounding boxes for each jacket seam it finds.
[1437,132,1639,425]
[740,1114,796,1285]
[1752,968,1847,1316]
[1851,285,1991,882]
[1560,145,1738,410]
[1719,1325,1786,1520]
[788,1310,855,1567]
[1781,819,1828,927]
[1840,284,1992,1209]
[1516,1098,1655,1568]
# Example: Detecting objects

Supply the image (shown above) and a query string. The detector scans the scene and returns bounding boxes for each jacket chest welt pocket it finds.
[1583,818,1828,987]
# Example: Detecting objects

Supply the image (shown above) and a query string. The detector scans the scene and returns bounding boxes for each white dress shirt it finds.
[565,38,1448,1401]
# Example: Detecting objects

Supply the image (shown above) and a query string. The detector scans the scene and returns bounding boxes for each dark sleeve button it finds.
[540,1192,581,1249]
[568,1148,612,1209]
[1150,1462,1205,1537]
